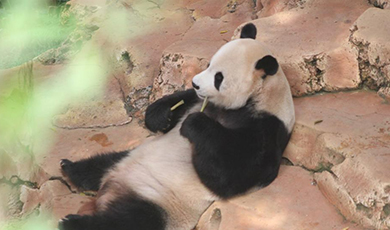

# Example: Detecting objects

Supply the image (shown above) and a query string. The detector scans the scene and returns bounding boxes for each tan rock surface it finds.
[197,166,362,230]
[234,0,369,96]
[285,90,390,229]
[52,77,132,129]
[256,0,306,18]
[350,8,390,99]
[38,121,149,177]
[187,0,255,19]
[321,45,361,91]
[368,0,390,9]
[20,180,92,219]
[153,0,256,99]
[90,0,195,92]
[0,148,50,188]
[42,0,197,123]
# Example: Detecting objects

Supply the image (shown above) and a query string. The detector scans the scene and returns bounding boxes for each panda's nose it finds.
[192,81,200,90]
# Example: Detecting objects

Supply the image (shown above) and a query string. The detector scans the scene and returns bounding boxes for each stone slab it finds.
[256,0,306,18]
[350,8,390,98]
[152,1,256,99]
[197,166,362,230]
[233,0,370,96]
[20,180,92,219]
[368,0,390,9]
[285,90,390,228]
[37,121,149,178]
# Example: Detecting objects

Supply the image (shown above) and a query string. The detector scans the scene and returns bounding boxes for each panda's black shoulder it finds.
[190,105,291,198]
[215,102,291,158]
[255,112,291,149]
[238,108,291,150]
[204,103,290,138]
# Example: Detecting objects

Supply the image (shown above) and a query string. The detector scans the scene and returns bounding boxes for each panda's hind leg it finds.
[60,151,129,191]
[58,194,167,230]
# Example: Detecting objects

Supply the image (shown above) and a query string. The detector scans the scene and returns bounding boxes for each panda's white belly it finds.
[99,120,216,230]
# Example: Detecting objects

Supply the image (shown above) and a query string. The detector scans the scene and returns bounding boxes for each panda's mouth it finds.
[196,92,206,100]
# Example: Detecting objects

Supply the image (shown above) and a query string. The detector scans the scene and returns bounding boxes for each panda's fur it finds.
[58,23,295,230]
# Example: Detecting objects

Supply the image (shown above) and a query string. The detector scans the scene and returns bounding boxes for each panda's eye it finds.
[214,72,224,91]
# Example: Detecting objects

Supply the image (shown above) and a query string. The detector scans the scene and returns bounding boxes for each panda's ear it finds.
[255,55,279,76]
[240,23,257,39]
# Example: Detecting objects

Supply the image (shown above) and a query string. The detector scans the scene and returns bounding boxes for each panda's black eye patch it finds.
[214,72,224,91]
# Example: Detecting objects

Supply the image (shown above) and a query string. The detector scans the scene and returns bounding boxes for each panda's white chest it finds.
[103,118,216,229]
[115,125,209,195]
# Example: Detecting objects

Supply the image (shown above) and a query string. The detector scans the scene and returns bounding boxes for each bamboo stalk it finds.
[200,97,208,112]
[170,100,185,111]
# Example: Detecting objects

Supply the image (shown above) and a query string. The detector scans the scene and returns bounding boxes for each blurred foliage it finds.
[0,42,106,160]
[0,0,162,228]
[0,0,75,68]
[0,213,55,230]
[0,0,111,228]
[0,62,35,158]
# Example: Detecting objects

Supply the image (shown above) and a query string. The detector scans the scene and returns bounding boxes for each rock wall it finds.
[152,0,258,100]
[369,0,390,9]
[349,8,390,100]
[153,0,390,99]
[285,91,390,229]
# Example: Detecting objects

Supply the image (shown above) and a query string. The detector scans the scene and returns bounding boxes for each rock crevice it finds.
[349,8,390,100]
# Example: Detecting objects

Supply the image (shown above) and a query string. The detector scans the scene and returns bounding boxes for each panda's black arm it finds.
[145,89,200,133]
[180,112,288,198]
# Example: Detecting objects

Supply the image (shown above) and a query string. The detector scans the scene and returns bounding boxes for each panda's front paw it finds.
[180,112,209,141]
[145,102,173,133]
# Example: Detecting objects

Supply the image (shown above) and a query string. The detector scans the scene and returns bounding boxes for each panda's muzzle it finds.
[192,81,200,90]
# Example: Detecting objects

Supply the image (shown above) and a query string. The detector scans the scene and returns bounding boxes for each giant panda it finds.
[58,23,295,230]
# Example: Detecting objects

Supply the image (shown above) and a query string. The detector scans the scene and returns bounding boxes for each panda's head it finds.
[192,23,284,110]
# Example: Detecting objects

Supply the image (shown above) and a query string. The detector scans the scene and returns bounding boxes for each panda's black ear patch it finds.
[255,55,279,77]
[240,23,257,39]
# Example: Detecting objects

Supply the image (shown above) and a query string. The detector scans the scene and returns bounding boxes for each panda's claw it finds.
[60,159,72,168]
[58,214,85,230]
[59,217,67,223]
[58,218,67,230]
